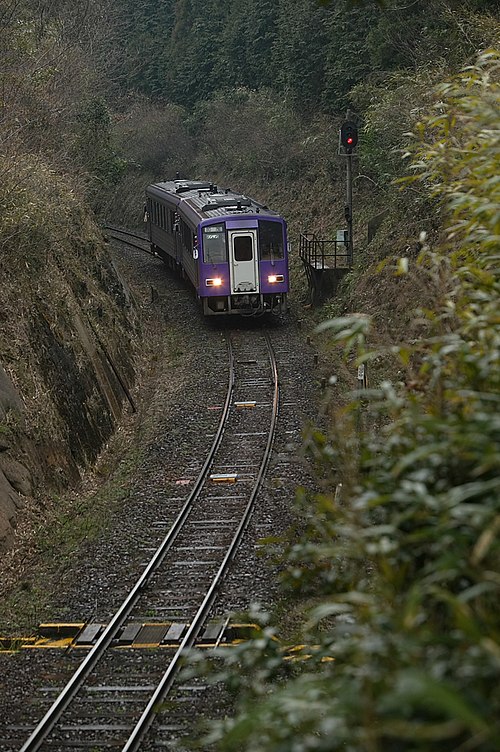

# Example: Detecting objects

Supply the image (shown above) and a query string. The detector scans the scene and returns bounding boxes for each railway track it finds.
[11,329,280,752]
[104,225,156,256]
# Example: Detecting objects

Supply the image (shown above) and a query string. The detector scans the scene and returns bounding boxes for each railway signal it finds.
[340,120,358,154]
[338,112,358,266]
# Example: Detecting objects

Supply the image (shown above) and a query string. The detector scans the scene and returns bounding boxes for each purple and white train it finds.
[145,179,289,316]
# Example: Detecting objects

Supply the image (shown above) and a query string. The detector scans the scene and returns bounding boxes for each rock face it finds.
[0,246,138,552]
[0,366,30,549]
[0,366,24,421]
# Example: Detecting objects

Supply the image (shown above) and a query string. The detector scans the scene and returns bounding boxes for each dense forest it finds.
[1,0,500,750]
[3,0,499,221]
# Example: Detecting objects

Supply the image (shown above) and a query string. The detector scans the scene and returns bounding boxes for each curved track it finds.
[104,226,155,256]
[18,329,280,751]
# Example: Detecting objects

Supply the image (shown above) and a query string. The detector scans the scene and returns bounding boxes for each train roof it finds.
[146,180,281,222]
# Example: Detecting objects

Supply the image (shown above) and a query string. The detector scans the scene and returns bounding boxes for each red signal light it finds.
[340,121,358,152]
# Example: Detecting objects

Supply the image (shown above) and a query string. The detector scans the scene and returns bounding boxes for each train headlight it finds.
[268,274,284,284]
[206,277,222,287]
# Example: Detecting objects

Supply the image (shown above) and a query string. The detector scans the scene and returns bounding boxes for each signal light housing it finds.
[206,277,222,287]
[340,121,358,153]
[268,274,284,284]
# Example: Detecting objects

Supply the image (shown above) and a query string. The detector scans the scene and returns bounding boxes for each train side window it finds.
[181,220,193,251]
[202,224,227,264]
[258,220,284,259]
[234,235,253,262]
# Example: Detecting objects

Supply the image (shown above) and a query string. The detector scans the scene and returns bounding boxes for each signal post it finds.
[339,112,358,266]
[298,113,358,304]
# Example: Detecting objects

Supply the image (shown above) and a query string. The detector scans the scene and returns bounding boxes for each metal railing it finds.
[299,232,352,270]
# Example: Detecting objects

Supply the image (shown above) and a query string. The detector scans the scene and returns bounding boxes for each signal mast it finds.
[338,111,358,264]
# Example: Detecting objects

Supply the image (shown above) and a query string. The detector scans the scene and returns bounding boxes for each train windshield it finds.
[258,220,284,260]
[203,224,227,263]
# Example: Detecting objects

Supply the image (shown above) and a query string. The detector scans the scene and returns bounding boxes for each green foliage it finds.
[202,51,500,752]
[352,67,443,185]
[103,98,194,223]
[0,152,86,265]
[166,0,228,107]
[112,0,500,118]
[221,0,279,91]
[320,2,380,112]
[72,97,127,210]
[116,0,176,97]
[271,0,330,110]
[194,88,317,183]
[113,99,192,176]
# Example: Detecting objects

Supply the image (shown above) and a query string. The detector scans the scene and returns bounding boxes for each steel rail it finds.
[103,225,149,243]
[19,337,236,752]
[108,235,156,257]
[105,226,157,257]
[121,331,280,752]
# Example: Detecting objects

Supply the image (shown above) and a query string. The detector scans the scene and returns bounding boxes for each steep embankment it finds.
[0,161,139,550]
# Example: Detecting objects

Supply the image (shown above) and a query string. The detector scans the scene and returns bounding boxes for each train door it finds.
[228,229,259,294]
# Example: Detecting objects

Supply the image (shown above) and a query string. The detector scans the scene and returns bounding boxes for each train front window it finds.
[203,224,227,263]
[234,235,253,261]
[259,220,284,260]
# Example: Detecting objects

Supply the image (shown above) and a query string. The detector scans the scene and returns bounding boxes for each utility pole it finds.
[339,110,358,267]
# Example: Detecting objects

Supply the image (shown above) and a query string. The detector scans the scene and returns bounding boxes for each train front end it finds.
[198,215,289,316]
